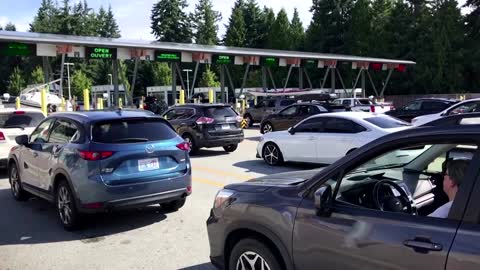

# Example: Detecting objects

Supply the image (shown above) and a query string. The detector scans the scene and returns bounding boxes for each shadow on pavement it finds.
[245,136,261,142]
[233,160,321,175]
[178,263,216,270]
[190,149,229,158]
[0,188,169,246]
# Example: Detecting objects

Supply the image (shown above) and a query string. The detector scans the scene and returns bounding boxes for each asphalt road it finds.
[0,129,316,270]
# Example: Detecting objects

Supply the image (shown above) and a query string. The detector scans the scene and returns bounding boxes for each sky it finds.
[0,0,314,40]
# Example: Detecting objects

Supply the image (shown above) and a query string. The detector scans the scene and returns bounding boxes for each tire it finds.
[182,133,199,155]
[223,144,238,152]
[261,122,274,134]
[262,143,284,166]
[229,238,282,270]
[56,180,81,230]
[244,114,254,127]
[9,162,29,201]
[161,198,186,212]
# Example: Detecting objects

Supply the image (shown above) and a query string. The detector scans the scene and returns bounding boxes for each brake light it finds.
[186,185,192,194]
[196,117,214,124]
[79,150,114,161]
[370,105,375,113]
[14,111,25,115]
[176,142,191,151]
[0,132,5,141]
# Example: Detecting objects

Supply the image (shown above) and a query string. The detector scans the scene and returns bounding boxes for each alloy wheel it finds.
[58,186,73,225]
[262,124,273,134]
[236,251,271,270]
[10,166,20,197]
[264,145,279,165]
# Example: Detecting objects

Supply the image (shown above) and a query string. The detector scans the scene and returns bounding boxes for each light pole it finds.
[183,69,192,98]
[108,74,113,85]
[64,63,74,100]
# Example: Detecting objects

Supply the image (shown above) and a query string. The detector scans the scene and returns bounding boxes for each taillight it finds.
[196,117,214,124]
[0,132,5,141]
[14,111,25,115]
[186,185,192,194]
[370,105,375,113]
[79,150,114,161]
[177,142,191,151]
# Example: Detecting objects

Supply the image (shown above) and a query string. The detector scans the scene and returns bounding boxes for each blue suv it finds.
[8,110,192,230]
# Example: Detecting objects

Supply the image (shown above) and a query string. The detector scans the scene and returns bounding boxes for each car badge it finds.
[145,144,155,154]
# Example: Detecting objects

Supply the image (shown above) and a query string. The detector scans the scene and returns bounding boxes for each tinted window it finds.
[280,106,297,116]
[356,99,372,105]
[0,112,45,128]
[422,101,449,111]
[205,106,237,119]
[342,100,351,106]
[280,100,296,106]
[296,105,319,115]
[364,116,411,129]
[29,118,55,144]
[49,120,80,144]
[405,100,422,111]
[92,119,177,143]
[324,118,366,133]
[296,118,325,133]
[448,101,480,115]
[267,100,276,108]
[164,108,195,120]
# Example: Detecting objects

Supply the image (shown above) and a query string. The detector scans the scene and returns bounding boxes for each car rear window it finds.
[356,99,373,105]
[205,106,237,119]
[364,116,411,129]
[0,112,45,128]
[92,118,177,143]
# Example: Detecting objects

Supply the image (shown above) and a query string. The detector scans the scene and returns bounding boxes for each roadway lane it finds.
[0,129,316,270]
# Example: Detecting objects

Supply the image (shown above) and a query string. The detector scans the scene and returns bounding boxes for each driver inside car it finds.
[429,159,470,218]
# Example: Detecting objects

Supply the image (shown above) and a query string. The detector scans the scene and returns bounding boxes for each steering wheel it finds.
[373,180,416,214]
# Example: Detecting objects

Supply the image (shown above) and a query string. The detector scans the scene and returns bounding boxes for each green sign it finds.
[302,59,317,68]
[261,56,278,67]
[155,51,181,62]
[85,46,117,59]
[0,42,36,56]
[212,54,233,65]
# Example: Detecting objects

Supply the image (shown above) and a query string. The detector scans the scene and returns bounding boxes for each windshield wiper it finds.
[112,138,149,143]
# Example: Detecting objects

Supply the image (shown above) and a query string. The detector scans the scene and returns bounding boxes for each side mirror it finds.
[15,135,29,146]
[288,127,295,135]
[314,185,333,216]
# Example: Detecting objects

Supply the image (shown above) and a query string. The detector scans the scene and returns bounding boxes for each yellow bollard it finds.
[41,88,48,116]
[97,98,103,110]
[179,90,185,105]
[83,89,90,111]
[118,98,123,109]
[208,89,214,104]
[139,96,144,109]
[15,97,20,110]
[241,100,246,115]
[60,97,66,111]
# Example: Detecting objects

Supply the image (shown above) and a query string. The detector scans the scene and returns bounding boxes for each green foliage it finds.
[30,66,45,84]
[199,66,220,87]
[7,67,25,96]
[152,63,172,86]
[267,9,291,50]
[243,0,263,48]
[5,22,16,31]
[151,0,192,43]
[193,0,221,45]
[224,0,246,46]
[290,9,305,50]
[71,69,92,98]
[259,7,276,48]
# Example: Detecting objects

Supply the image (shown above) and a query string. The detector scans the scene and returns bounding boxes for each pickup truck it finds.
[333,98,393,113]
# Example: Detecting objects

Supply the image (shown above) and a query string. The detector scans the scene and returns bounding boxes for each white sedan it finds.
[257,112,411,166]
[412,98,480,126]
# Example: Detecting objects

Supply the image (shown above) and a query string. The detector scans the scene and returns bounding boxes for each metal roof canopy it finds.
[0,31,415,65]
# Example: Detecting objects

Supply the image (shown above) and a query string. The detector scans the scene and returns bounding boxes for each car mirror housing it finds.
[15,135,29,146]
[314,185,333,216]
[288,127,295,135]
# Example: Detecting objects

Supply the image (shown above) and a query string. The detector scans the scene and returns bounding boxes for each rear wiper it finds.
[112,138,149,143]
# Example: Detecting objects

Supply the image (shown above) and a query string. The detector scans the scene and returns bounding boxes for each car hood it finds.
[225,168,324,192]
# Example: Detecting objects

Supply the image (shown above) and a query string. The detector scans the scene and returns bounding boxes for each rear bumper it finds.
[196,132,244,148]
[104,188,187,209]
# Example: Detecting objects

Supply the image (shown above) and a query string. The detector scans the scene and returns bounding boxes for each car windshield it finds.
[0,112,45,128]
[364,116,411,128]
[92,118,177,143]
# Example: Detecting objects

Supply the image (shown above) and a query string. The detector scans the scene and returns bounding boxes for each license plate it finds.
[222,124,231,130]
[138,158,159,172]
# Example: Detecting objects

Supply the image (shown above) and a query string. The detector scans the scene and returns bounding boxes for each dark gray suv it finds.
[206,114,480,270]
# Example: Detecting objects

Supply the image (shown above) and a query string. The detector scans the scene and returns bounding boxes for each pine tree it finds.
[30,66,45,84]
[259,7,275,48]
[243,0,263,48]
[151,0,192,43]
[465,0,480,89]
[267,9,291,50]
[71,69,92,98]
[199,66,220,87]
[5,23,16,31]
[224,0,246,46]
[30,0,60,33]
[97,6,108,37]
[370,0,394,57]
[290,8,305,50]
[7,67,25,96]
[104,5,121,38]
[193,0,221,45]
[345,0,372,56]
[152,62,172,86]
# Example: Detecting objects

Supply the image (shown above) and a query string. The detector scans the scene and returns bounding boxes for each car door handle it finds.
[404,238,442,251]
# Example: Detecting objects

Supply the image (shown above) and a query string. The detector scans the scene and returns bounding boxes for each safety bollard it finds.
[83,89,90,111]
[179,90,185,105]
[15,97,20,110]
[41,88,48,116]
[241,100,246,115]
[118,98,123,109]
[60,97,66,111]
[208,89,214,104]
[97,98,103,110]
[139,96,144,109]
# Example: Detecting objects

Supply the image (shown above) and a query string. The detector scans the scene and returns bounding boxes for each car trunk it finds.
[203,106,242,137]
[90,118,187,186]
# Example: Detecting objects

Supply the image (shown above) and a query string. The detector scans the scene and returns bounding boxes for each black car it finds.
[386,98,457,122]
[163,104,244,154]
[207,113,480,270]
[133,96,168,115]
[259,102,348,134]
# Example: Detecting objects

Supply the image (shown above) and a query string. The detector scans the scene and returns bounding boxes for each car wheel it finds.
[262,143,283,166]
[161,198,186,212]
[182,133,199,155]
[261,122,274,134]
[229,238,282,270]
[56,181,81,230]
[223,144,238,152]
[9,162,29,201]
[244,114,254,127]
